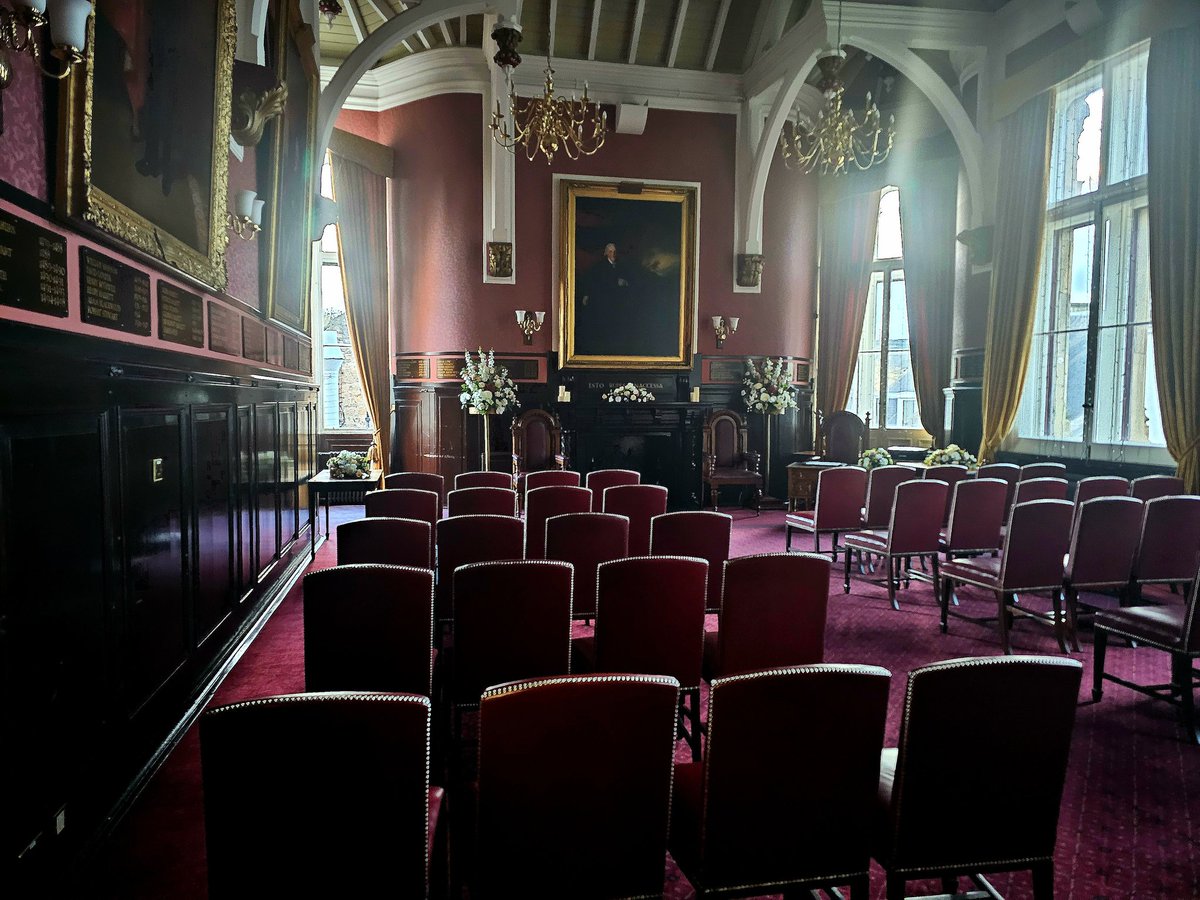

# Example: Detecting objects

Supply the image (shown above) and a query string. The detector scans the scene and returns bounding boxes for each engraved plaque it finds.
[497,358,539,380]
[436,358,460,380]
[157,282,204,348]
[79,247,150,335]
[0,210,68,317]
[267,329,283,366]
[242,318,267,362]
[208,302,241,356]
[394,358,429,380]
[709,359,744,383]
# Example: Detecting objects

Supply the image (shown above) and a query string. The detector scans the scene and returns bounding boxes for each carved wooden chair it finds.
[511,408,566,504]
[701,409,762,514]
[818,410,867,464]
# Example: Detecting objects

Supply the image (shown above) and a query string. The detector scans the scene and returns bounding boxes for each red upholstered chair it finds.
[603,483,669,556]
[1061,496,1145,650]
[1074,475,1131,504]
[545,512,629,620]
[201,692,441,899]
[433,515,524,630]
[1093,561,1200,745]
[1013,476,1069,504]
[1130,474,1186,501]
[365,488,440,536]
[649,510,732,613]
[671,665,890,898]
[475,674,679,899]
[336,517,433,569]
[861,465,914,528]
[524,485,592,559]
[940,478,1008,561]
[584,468,641,511]
[843,479,948,610]
[703,553,830,682]
[977,462,1021,512]
[874,656,1082,900]
[303,564,436,697]
[384,471,445,504]
[939,499,1075,653]
[701,408,763,513]
[583,556,708,759]
[924,464,970,523]
[446,486,518,518]
[1020,461,1068,481]
[1131,496,1200,595]
[450,560,573,739]
[511,408,566,499]
[784,465,867,560]
[525,469,581,493]
[455,470,513,490]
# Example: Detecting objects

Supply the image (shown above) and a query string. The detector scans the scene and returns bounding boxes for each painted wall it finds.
[0,52,49,202]
[336,94,819,362]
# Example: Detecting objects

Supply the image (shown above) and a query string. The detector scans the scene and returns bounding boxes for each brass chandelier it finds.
[489,16,607,164]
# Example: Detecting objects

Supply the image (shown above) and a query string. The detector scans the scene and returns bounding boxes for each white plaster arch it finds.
[235,0,271,65]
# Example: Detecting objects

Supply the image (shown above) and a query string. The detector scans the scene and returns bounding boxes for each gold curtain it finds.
[330,153,392,475]
[977,93,1052,463]
[1147,23,1200,492]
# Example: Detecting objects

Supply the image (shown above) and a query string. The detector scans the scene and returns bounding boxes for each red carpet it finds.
[90,508,1200,898]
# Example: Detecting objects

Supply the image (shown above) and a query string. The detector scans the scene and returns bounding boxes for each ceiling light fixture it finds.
[318,0,343,27]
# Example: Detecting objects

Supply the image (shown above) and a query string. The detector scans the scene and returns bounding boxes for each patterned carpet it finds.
[91,508,1200,899]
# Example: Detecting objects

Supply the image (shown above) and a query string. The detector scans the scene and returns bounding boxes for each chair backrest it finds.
[704,409,750,470]
[364,488,440,533]
[1134,495,1200,585]
[603,484,670,556]
[511,409,562,474]
[1019,461,1067,481]
[924,465,970,523]
[863,466,914,528]
[336,516,433,568]
[202,691,433,898]
[524,469,582,497]
[998,500,1075,591]
[434,515,525,623]
[821,411,866,464]
[1130,474,1186,501]
[302,564,435,696]
[881,656,1081,871]
[1064,496,1145,588]
[1074,475,1130,504]
[698,665,890,888]
[584,468,641,510]
[545,513,629,619]
[455,470,513,490]
[384,471,445,502]
[524,485,592,559]
[812,465,868,531]
[595,556,708,690]
[475,674,679,899]
[1013,477,1068,504]
[649,510,732,612]
[885,480,948,555]
[943,479,1008,554]
[977,462,1020,511]
[451,561,574,706]
[447,486,518,518]
[714,554,830,678]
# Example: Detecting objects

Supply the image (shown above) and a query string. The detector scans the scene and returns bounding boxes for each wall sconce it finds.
[515,309,545,345]
[227,189,265,241]
[0,0,90,91]
[712,315,739,349]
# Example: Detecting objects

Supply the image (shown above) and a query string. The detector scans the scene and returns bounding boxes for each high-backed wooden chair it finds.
[545,512,629,621]
[819,410,867,464]
[650,511,732,613]
[511,408,566,499]
[701,408,762,514]
[524,485,592,559]
[584,469,641,511]
[433,515,525,631]
[336,517,433,569]
[603,484,669,557]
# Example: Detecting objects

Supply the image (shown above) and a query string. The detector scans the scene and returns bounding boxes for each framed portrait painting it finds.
[559,179,698,370]
[58,0,236,290]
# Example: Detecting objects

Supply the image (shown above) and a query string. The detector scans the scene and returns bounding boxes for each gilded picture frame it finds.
[260,0,318,334]
[559,179,698,370]
[58,0,236,290]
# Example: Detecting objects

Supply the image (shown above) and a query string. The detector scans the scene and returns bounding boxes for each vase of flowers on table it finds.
[924,443,978,468]
[327,450,371,479]
[460,348,520,471]
[859,447,894,470]
[602,383,655,403]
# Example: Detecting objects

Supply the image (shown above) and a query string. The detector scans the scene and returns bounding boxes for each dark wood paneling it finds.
[278,403,298,550]
[236,406,255,601]
[254,404,279,578]
[191,407,235,646]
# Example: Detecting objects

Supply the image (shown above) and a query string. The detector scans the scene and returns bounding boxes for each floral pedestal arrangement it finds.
[327,450,371,479]
[743,358,799,505]
[460,348,520,471]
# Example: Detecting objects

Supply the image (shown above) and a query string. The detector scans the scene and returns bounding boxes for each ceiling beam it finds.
[743,0,791,71]
[704,0,731,72]
[587,0,602,60]
[345,0,368,42]
[363,0,415,51]
[396,1,434,50]
[666,0,689,68]
[459,15,467,43]
[627,0,646,65]
[548,0,559,59]
[439,20,454,44]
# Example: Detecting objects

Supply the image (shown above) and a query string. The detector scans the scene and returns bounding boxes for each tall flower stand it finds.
[469,407,493,471]
[760,410,787,510]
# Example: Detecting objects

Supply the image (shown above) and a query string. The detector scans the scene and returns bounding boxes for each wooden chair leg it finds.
[1092,629,1108,702]
[1031,861,1054,900]
[887,556,899,610]
[940,576,952,633]
[1172,653,1200,746]
[710,485,719,511]
[1051,588,1070,654]
[813,531,820,555]
[785,524,792,552]
[1066,585,1081,653]
[832,531,840,562]
[844,545,853,593]
[997,591,1012,655]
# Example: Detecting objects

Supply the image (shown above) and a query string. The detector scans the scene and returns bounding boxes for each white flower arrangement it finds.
[741,357,799,414]
[602,383,656,403]
[460,347,520,414]
[327,450,371,479]
[858,447,894,470]
[924,443,978,468]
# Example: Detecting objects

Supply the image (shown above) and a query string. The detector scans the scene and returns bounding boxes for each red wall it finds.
[336,94,817,362]
[0,52,49,201]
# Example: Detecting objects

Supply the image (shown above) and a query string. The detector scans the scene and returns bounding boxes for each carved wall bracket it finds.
[736,253,764,288]
[231,83,288,147]
[487,241,513,278]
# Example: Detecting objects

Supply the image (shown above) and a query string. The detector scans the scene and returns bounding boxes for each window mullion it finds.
[878,265,891,431]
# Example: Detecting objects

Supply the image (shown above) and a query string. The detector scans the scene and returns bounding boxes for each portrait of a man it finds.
[562,181,697,368]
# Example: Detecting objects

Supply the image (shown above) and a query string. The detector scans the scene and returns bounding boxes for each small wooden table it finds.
[786,461,845,511]
[308,469,383,556]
